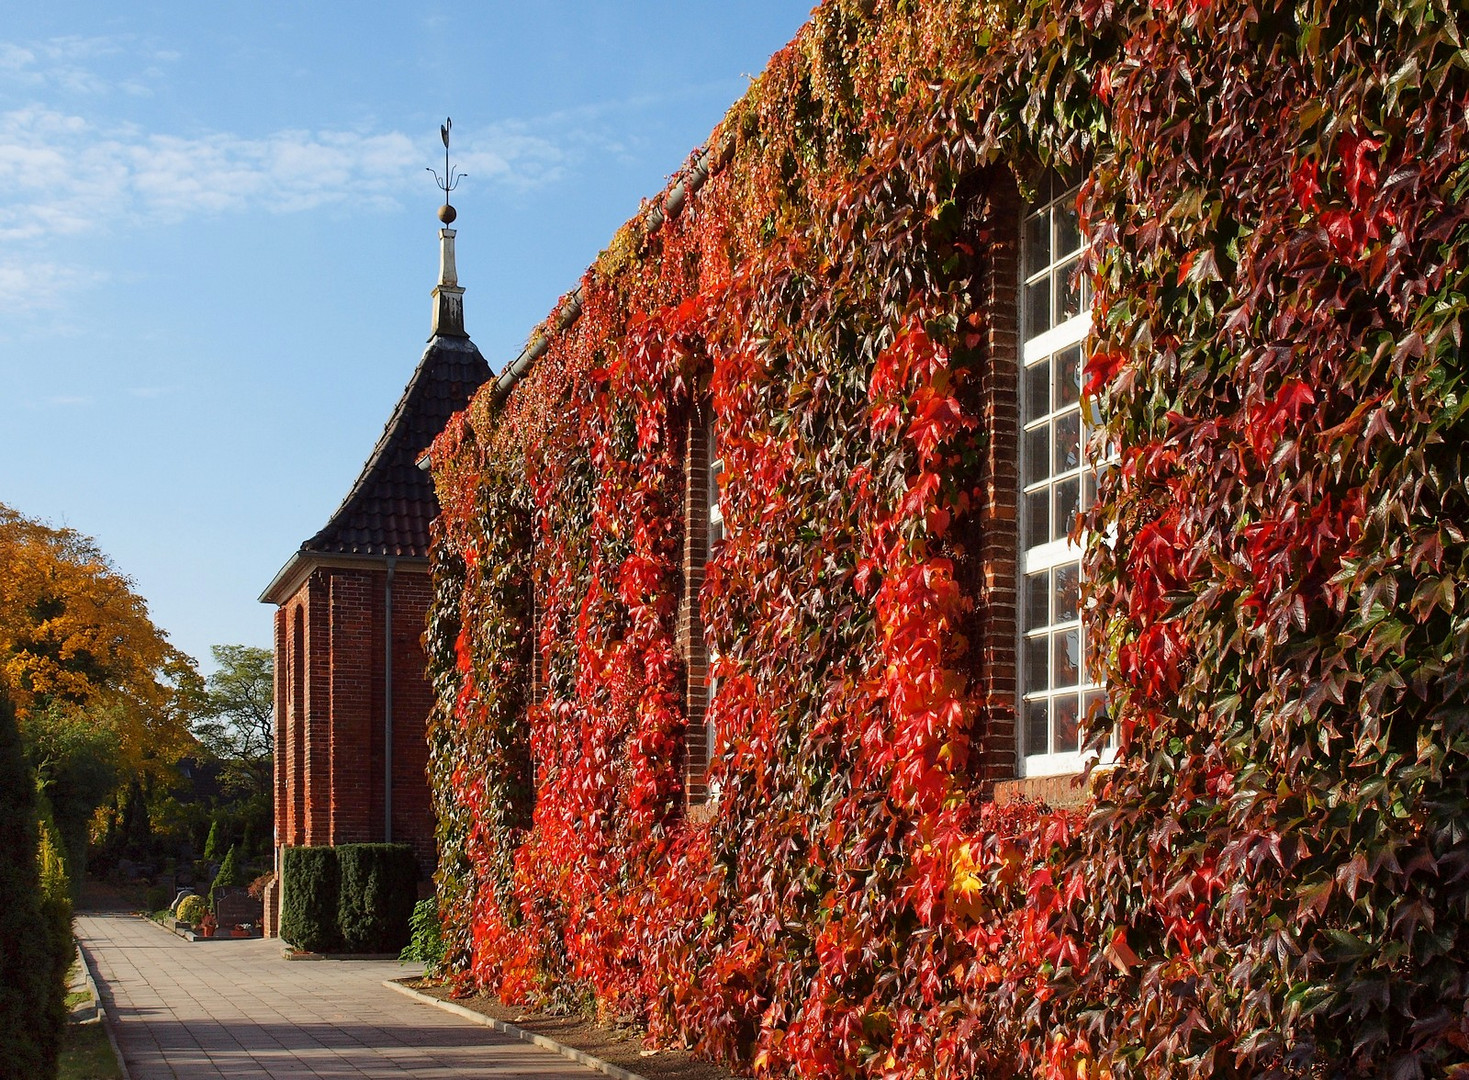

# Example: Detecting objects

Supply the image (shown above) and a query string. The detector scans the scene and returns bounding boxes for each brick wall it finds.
[328,569,375,846]
[305,574,332,845]
[273,606,288,853]
[389,570,437,869]
[968,170,1023,789]
[266,559,439,935]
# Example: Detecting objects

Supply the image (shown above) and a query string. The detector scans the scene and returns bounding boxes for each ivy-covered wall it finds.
[425,0,1469,1075]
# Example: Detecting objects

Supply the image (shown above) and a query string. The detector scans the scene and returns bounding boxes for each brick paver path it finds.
[77,912,596,1079]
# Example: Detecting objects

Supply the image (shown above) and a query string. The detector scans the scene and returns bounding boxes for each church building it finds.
[258,212,489,935]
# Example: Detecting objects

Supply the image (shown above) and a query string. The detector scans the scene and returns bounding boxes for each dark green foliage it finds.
[0,686,63,1080]
[399,895,446,973]
[19,703,118,884]
[279,845,418,954]
[202,818,223,862]
[337,844,418,954]
[278,846,339,953]
[209,844,243,909]
[35,812,71,1063]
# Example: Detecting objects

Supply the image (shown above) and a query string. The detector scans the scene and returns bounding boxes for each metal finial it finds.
[427,116,466,223]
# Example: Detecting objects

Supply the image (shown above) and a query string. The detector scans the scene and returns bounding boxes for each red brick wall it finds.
[305,574,332,845]
[271,559,439,923]
[968,172,1023,788]
[388,569,437,868]
[328,570,374,846]
[289,604,307,845]
[273,606,288,853]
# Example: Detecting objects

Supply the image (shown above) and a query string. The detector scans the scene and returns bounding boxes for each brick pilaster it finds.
[970,170,1022,787]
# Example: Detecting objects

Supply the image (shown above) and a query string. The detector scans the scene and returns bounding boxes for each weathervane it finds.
[428,117,466,224]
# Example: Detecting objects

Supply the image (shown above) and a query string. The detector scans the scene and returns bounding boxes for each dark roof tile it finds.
[300,334,490,558]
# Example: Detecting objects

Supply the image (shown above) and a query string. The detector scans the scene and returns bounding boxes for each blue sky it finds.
[0,2,814,673]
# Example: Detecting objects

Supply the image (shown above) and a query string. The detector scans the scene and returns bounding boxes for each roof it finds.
[296,333,489,560]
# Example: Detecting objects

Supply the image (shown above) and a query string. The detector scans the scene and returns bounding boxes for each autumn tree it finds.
[0,503,198,873]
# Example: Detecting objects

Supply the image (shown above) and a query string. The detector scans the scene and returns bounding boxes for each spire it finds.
[428,117,468,339]
[432,227,465,338]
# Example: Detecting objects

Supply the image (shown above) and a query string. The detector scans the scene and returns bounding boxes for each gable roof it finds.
[304,334,489,558]
[261,333,489,604]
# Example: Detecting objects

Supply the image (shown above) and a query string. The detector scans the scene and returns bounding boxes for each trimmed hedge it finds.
[279,846,339,953]
[337,844,418,954]
[280,844,417,954]
[0,687,63,1080]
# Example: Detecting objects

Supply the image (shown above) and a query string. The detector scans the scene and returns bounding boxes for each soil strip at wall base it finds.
[391,978,735,1080]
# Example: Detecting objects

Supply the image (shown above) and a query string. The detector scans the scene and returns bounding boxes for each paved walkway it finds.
[76,913,596,1079]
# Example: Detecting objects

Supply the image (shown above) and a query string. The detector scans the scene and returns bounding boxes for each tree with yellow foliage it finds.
[0,503,199,872]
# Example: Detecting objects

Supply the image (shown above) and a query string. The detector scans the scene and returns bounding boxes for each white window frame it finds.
[1018,180,1111,778]
[704,417,723,798]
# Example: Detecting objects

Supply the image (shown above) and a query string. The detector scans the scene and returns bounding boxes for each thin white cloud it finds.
[0,35,166,96]
[0,107,577,244]
[0,258,106,312]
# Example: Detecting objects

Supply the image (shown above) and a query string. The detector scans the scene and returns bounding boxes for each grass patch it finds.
[64,989,90,1009]
[58,1022,120,1080]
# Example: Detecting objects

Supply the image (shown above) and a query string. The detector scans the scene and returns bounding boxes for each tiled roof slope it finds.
[301,335,490,557]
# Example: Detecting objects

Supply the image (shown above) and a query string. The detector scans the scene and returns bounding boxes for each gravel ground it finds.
[402,979,738,1080]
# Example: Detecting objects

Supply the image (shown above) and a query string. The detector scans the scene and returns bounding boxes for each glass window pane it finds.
[1055,695,1081,753]
[1025,211,1050,273]
[1054,412,1081,473]
[1026,488,1049,547]
[1056,200,1082,259]
[1025,278,1051,335]
[1053,630,1080,688]
[1053,477,1080,542]
[1059,257,1083,322]
[1055,563,1081,620]
[1025,571,1050,632]
[1083,629,1103,686]
[1026,699,1050,757]
[1082,467,1097,510]
[1024,635,1049,693]
[1024,425,1050,486]
[1024,359,1049,422]
[1056,345,1081,410]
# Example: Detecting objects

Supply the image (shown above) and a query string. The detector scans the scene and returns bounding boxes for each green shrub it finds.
[175,894,207,925]
[0,686,62,1079]
[144,885,168,913]
[279,846,339,953]
[399,895,446,973]
[337,844,417,953]
[202,818,223,862]
[209,844,244,909]
[36,813,71,1058]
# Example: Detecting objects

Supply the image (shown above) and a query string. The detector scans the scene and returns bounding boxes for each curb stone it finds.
[71,943,101,1024]
[384,979,651,1080]
[76,939,132,1080]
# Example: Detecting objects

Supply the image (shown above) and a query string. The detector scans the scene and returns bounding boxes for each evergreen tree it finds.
[203,817,223,862]
[0,686,62,1079]
[211,844,244,909]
